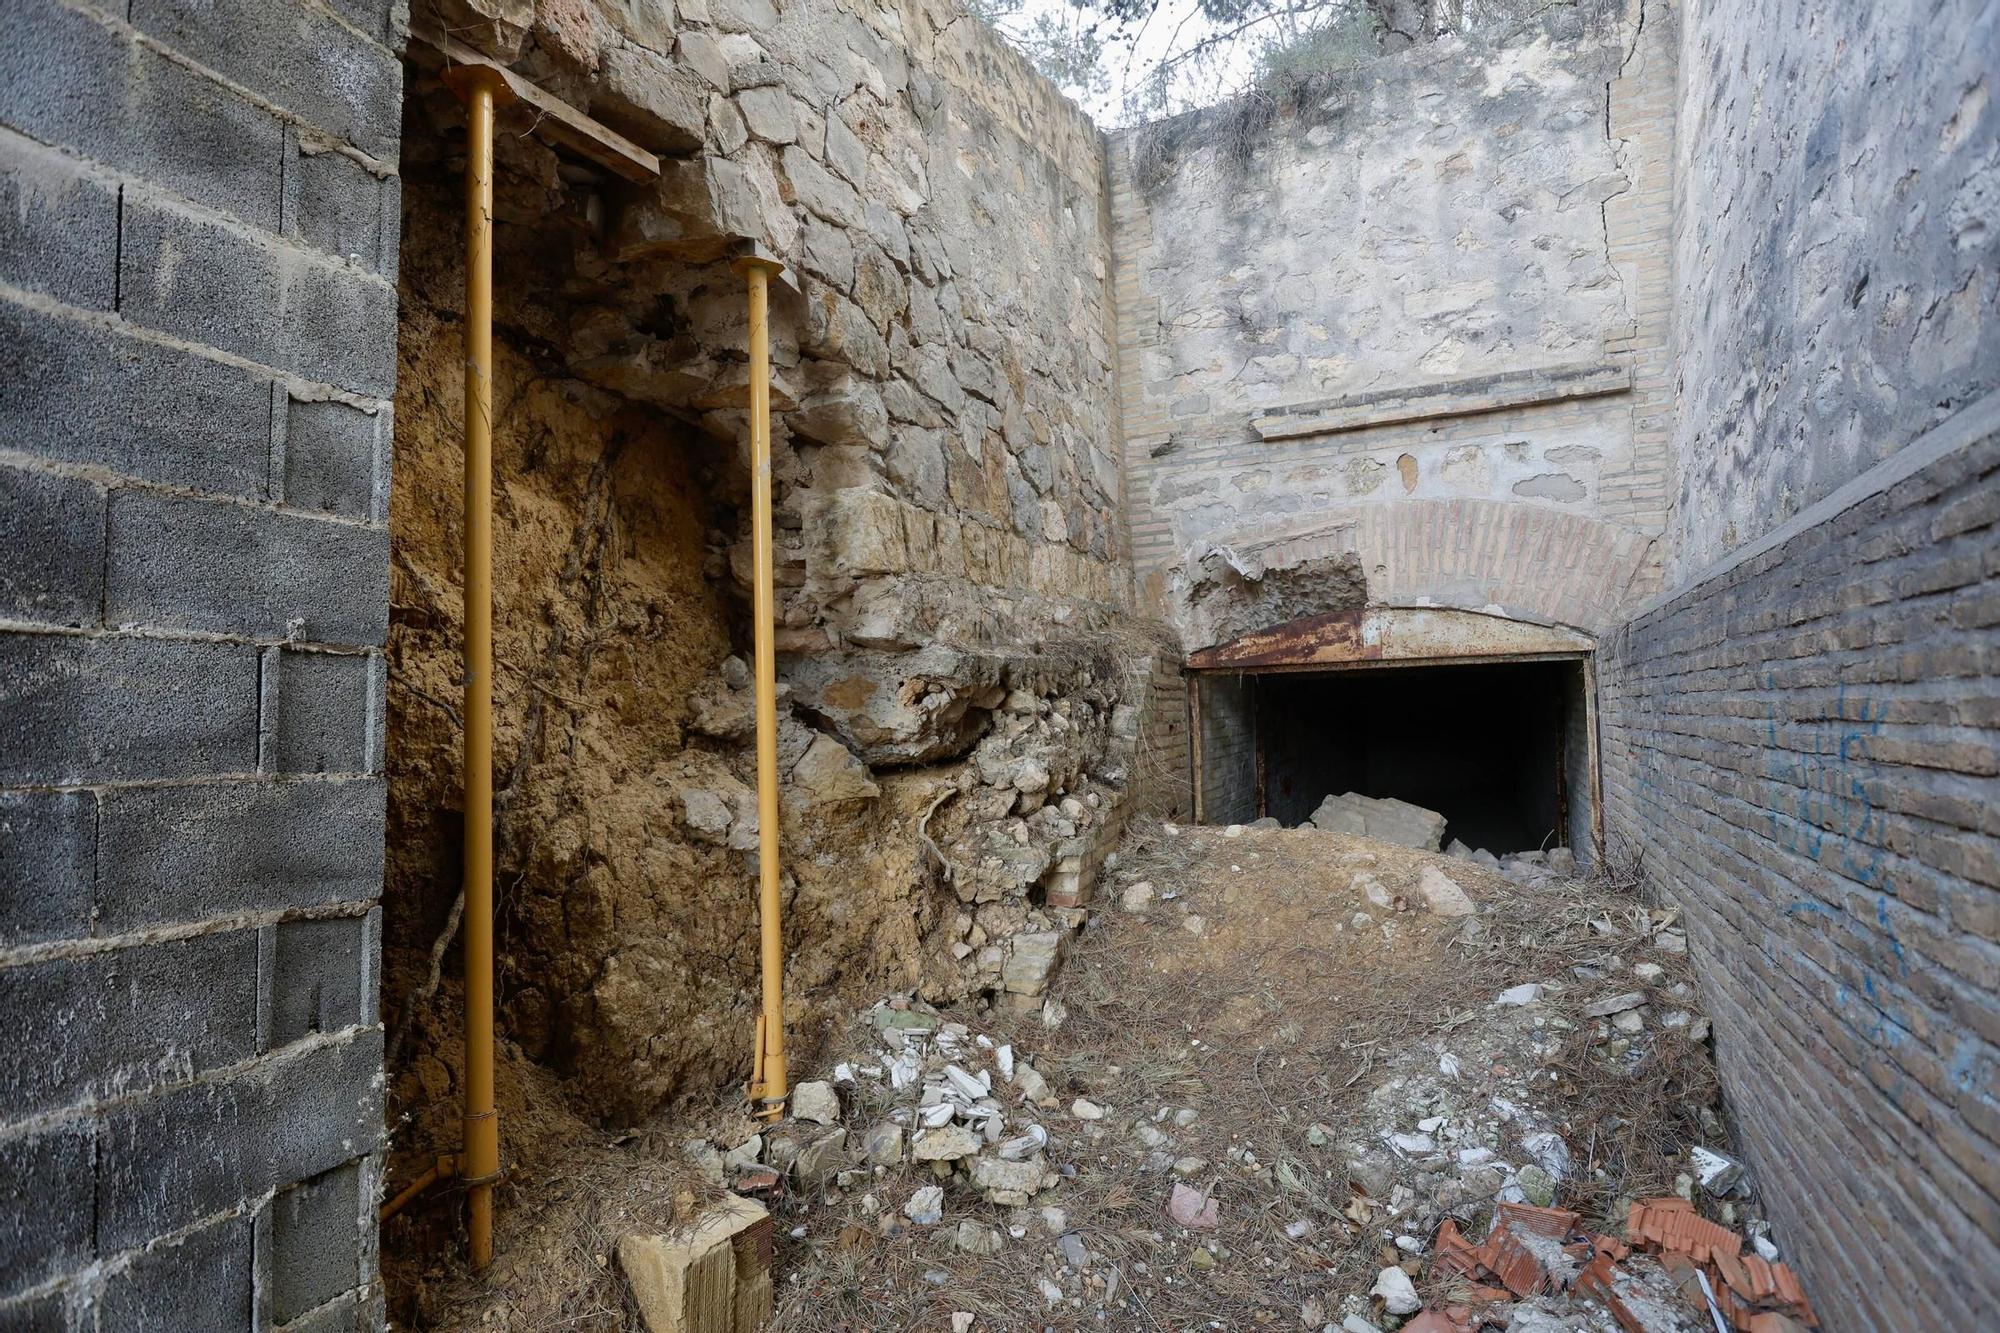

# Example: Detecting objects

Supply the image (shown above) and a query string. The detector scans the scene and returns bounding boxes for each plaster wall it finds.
[1667,0,2000,577]
[1111,0,1678,643]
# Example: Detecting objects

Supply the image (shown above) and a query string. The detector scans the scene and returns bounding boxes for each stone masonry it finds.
[0,1,401,1328]
[1667,0,2000,579]
[1112,0,1678,644]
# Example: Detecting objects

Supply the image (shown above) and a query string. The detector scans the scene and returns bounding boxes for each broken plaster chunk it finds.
[903,1184,943,1225]
[1582,991,1647,1019]
[911,1125,981,1161]
[970,1154,1050,1204]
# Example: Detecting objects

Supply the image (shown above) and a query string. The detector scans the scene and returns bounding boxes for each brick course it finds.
[1600,398,2000,1328]
[0,0,400,1324]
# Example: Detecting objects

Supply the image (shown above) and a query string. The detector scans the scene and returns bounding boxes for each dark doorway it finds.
[1194,658,1592,858]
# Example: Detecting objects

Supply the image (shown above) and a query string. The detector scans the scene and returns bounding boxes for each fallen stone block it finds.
[1308,792,1447,851]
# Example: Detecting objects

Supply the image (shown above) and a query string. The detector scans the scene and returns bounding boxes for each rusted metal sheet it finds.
[1188,606,1594,672]
[1189,609,1371,670]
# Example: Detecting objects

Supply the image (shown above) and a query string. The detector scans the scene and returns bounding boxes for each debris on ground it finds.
[702,819,1799,1333]
[1424,1198,1817,1331]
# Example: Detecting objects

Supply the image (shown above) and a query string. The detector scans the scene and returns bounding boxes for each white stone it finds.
[1071,1097,1107,1120]
[1494,982,1546,1007]
[912,1125,981,1161]
[791,1080,840,1125]
[1371,1265,1421,1315]
[904,1184,943,1224]
[1417,866,1477,916]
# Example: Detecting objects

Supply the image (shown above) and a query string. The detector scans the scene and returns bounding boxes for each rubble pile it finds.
[673,637,1149,1011]
[682,1000,1067,1215]
[1407,1197,1816,1332]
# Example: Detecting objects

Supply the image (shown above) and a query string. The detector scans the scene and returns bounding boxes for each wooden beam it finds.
[411,21,661,183]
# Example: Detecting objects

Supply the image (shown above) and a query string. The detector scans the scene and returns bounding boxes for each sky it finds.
[983,0,1289,128]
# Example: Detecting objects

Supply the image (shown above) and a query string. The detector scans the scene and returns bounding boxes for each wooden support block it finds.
[618,1195,774,1333]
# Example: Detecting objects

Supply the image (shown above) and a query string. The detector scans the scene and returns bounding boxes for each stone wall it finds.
[1598,393,2000,1330]
[1667,0,1999,578]
[0,0,402,1327]
[375,0,1153,1147]
[1110,0,1677,645]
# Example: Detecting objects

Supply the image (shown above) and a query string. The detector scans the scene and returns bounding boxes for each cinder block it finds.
[0,635,258,785]
[262,650,380,773]
[281,394,386,521]
[100,1213,253,1330]
[0,138,118,308]
[95,779,385,932]
[275,1290,370,1333]
[96,1030,383,1251]
[117,194,396,396]
[267,1161,363,1323]
[0,931,257,1119]
[0,465,105,627]
[0,1120,94,1299]
[130,0,403,160]
[284,137,392,273]
[0,790,96,946]
[105,490,389,646]
[0,0,283,228]
[268,915,369,1050]
[0,302,271,498]
[0,1289,71,1333]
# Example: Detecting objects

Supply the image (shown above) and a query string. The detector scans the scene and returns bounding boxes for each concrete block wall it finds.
[0,1,402,1327]
[1598,395,2000,1328]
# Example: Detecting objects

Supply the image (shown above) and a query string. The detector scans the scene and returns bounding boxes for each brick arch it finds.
[1201,499,1662,634]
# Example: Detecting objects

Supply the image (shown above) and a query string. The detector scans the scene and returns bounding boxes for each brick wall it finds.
[1131,649,1193,821]
[0,1,402,1327]
[1194,674,1258,826]
[1599,394,2000,1330]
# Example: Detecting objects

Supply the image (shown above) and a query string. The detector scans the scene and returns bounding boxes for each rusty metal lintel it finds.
[1188,608,1369,671]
